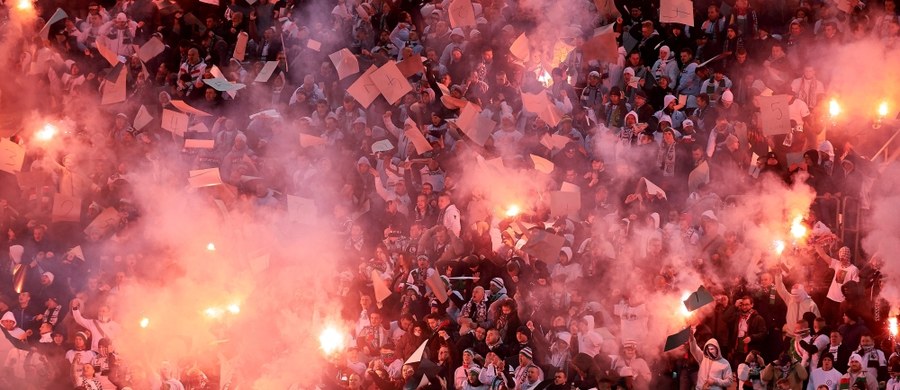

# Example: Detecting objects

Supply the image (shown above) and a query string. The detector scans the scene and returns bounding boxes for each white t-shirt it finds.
[789,99,811,128]
[807,367,842,390]
[826,260,859,302]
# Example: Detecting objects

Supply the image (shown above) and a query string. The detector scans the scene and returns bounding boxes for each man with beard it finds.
[839,354,878,390]
[732,296,768,365]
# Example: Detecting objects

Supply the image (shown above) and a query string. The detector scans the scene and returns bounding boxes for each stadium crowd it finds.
[0,0,899,388]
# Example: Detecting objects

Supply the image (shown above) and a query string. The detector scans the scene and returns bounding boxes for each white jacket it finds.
[689,337,734,390]
[776,273,820,330]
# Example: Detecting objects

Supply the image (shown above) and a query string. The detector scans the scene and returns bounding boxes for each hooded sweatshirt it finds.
[689,337,734,390]
[577,315,604,357]
[776,273,821,331]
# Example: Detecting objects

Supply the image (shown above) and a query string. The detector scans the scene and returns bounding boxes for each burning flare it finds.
[16,0,32,11]
[206,242,216,251]
[505,204,521,218]
[773,240,786,256]
[226,304,240,314]
[204,307,224,319]
[537,69,552,88]
[890,317,898,338]
[878,101,889,118]
[790,215,807,241]
[319,326,345,355]
[829,99,841,118]
[140,317,150,328]
[35,124,57,141]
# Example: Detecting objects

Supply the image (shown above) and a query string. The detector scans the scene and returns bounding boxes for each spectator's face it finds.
[526,366,540,381]
[860,336,874,349]
[850,360,861,372]
[830,332,842,345]
[822,357,833,370]
[708,6,719,20]
[772,46,785,59]
[0,320,13,330]
[75,336,86,349]
[369,312,382,326]
[438,346,450,361]
[486,330,500,344]
[188,49,200,65]
[475,327,486,340]
[641,24,652,37]
[98,306,111,321]
[554,372,566,384]
[18,293,29,306]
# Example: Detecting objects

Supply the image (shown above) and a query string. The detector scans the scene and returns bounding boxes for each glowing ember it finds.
[204,307,224,318]
[790,215,807,241]
[890,317,898,338]
[319,326,345,355]
[505,205,521,218]
[773,240,786,256]
[829,99,841,118]
[35,124,57,141]
[140,317,150,328]
[878,101,889,118]
[206,242,216,251]
[226,304,240,314]
[16,0,32,11]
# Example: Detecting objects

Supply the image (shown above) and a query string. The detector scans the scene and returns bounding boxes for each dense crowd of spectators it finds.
[0,0,899,388]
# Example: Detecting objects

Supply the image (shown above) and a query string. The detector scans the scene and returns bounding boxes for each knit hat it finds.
[42,272,54,284]
[683,119,694,128]
[490,277,504,289]
[516,326,532,339]
[588,70,601,78]
[721,90,734,102]
[406,285,421,296]
[623,67,635,76]
[634,89,647,99]
[519,346,533,360]
[463,348,476,357]
[849,353,863,364]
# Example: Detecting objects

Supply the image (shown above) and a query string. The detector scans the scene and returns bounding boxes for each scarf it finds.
[495,312,510,333]
[797,78,819,108]
[658,142,677,176]
[462,299,488,323]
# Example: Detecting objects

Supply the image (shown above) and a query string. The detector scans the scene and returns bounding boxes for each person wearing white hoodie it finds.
[550,247,582,284]
[71,298,122,351]
[688,333,734,390]
[776,272,821,334]
[575,315,604,358]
